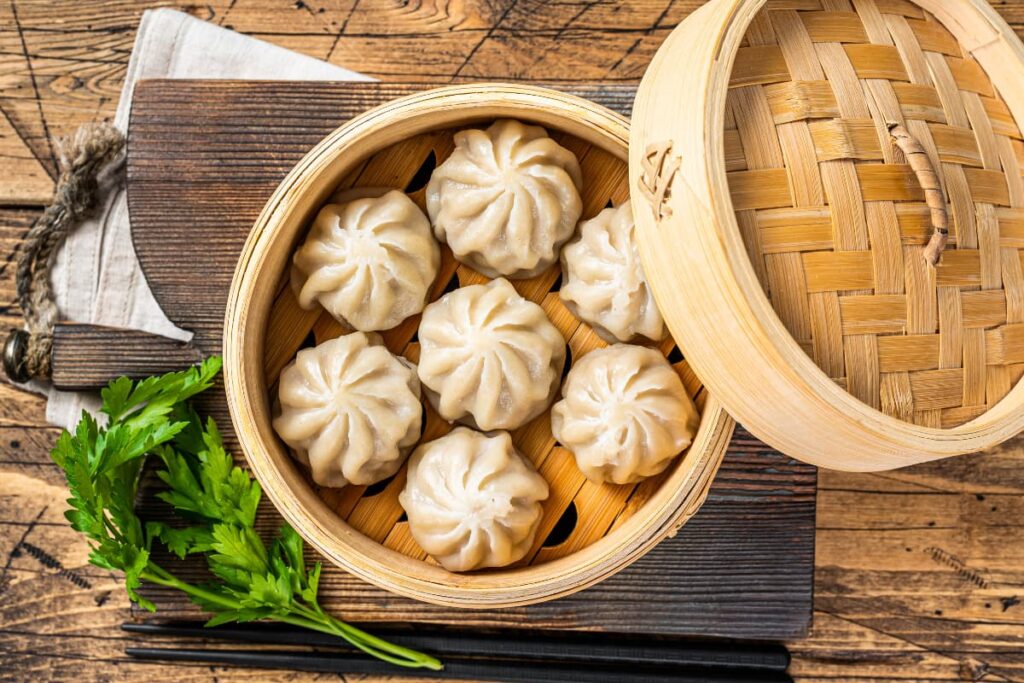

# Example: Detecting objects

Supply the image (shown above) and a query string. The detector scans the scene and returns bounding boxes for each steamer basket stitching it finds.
[887,122,949,266]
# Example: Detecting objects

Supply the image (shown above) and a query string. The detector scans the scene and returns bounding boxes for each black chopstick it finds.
[121,621,790,673]
[125,646,792,682]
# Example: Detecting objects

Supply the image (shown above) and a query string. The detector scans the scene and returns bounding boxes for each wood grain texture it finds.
[50,323,202,390]
[126,79,805,625]
[0,109,52,204]
[0,2,1023,681]
[133,427,814,637]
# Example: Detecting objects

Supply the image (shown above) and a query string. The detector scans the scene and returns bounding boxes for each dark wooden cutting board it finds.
[70,80,815,639]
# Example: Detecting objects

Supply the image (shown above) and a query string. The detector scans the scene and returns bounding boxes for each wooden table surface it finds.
[1,1,1023,681]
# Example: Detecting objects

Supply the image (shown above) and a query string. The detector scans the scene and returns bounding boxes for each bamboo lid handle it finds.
[887,123,948,266]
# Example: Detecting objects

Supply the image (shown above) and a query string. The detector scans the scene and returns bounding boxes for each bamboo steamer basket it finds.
[631,0,1024,470]
[224,0,1024,607]
[224,86,734,608]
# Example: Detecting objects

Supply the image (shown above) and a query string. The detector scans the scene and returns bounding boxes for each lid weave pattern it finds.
[726,0,1024,429]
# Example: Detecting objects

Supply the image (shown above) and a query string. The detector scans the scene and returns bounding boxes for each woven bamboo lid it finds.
[630,0,1024,470]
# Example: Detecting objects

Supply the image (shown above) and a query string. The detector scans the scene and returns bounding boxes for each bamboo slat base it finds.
[263,126,704,568]
[224,85,734,607]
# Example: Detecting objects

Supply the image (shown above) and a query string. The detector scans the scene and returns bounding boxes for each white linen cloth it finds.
[45,9,371,429]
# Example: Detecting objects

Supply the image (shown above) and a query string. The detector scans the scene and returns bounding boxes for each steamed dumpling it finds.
[426,119,583,279]
[273,332,422,488]
[560,202,666,344]
[291,190,440,331]
[417,278,566,431]
[551,345,698,485]
[399,427,549,571]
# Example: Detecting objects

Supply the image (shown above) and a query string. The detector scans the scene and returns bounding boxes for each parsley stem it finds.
[284,602,441,669]
[277,612,442,670]
[57,360,441,673]
[138,566,441,670]
[139,566,237,611]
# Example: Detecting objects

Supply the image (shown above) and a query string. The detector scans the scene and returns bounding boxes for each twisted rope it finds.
[4,123,125,383]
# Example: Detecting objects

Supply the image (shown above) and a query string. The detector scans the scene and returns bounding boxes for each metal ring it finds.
[3,329,31,384]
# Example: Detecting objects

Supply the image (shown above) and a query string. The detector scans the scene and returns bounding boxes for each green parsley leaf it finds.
[49,358,441,672]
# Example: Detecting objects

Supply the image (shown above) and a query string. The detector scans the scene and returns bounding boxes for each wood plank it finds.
[119,80,815,641]
[2,2,1024,681]
[50,324,203,390]
[0,110,52,204]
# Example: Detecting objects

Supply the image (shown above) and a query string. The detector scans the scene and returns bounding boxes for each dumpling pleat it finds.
[417,278,563,431]
[272,405,334,443]
[399,428,548,572]
[503,186,538,266]
[290,191,439,332]
[274,333,422,489]
[550,345,697,485]
[426,119,581,278]
[437,354,484,419]
[558,203,666,344]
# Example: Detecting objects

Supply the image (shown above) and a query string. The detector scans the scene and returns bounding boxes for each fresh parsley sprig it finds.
[51,357,441,671]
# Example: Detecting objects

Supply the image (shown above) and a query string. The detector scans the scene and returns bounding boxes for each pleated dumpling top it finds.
[427,119,583,279]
